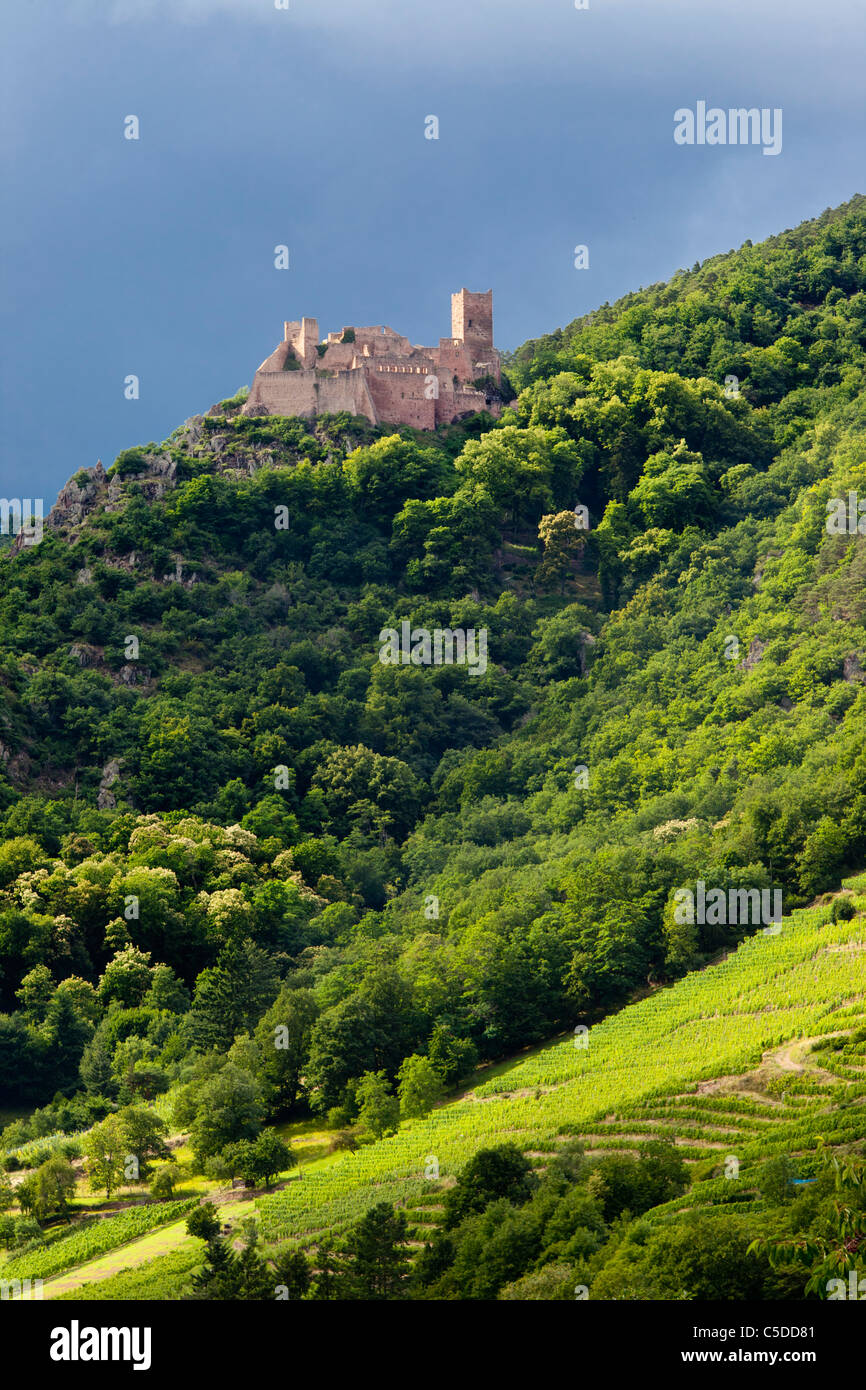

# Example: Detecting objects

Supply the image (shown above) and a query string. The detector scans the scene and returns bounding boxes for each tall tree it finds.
[355,1071,400,1140]
[189,939,279,1052]
[341,1202,410,1300]
[397,1054,444,1120]
[83,1114,127,1200]
[118,1104,170,1180]
[254,986,319,1115]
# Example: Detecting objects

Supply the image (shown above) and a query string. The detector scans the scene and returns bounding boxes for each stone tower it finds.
[451,288,494,354]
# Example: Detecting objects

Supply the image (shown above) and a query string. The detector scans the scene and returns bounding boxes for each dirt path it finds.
[32,1201,240,1300]
[39,1220,196,1298]
[766,1031,850,1075]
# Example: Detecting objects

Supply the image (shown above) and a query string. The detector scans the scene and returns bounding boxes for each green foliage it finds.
[82,1114,127,1198]
[757,1154,799,1206]
[258,895,865,1265]
[273,1246,311,1299]
[397,1053,444,1119]
[217,1130,294,1187]
[185,1212,276,1300]
[150,1163,179,1200]
[339,1200,410,1299]
[186,1201,221,1243]
[175,1060,266,1163]
[16,1155,77,1222]
[444,1144,535,1228]
[107,448,150,479]
[355,1070,400,1140]
[2,197,866,1301]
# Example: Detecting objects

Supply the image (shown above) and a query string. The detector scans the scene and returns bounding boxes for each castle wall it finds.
[254,341,292,373]
[471,350,502,381]
[317,343,357,370]
[368,368,436,430]
[366,333,413,358]
[452,387,493,416]
[244,368,378,424]
[437,338,478,383]
[317,372,378,422]
[433,383,493,425]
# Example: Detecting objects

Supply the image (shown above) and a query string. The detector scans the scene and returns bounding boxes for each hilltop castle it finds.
[242,289,508,429]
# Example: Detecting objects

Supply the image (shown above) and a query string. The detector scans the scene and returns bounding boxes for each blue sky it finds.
[1,0,864,505]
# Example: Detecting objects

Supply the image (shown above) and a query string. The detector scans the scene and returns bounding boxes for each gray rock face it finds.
[118,664,150,686]
[97,758,122,810]
[45,450,181,535]
[69,643,103,667]
[47,461,108,531]
[742,638,766,671]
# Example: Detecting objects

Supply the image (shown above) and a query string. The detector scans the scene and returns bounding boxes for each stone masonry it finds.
[242,289,508,429]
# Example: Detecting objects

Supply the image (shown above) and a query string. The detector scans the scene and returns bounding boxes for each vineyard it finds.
[257,890,866,1249]
[0,1132,83,1166]
[0,1199,198,1284]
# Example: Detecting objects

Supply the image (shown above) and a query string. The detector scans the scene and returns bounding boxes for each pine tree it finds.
[341,1202,410,1300]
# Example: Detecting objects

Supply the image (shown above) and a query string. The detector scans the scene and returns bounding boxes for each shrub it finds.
[831,896,857,922]
[108,447,149,479]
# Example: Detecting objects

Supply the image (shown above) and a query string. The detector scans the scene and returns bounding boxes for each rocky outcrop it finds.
[40,448,180,540]
[742,638,766,671]
[46,461,109,531]
[163,558,197,587]
[118,664,151,686]
[97,758,122,810]
[579,631,597,675]
[132,453,177,504]
[69,643,104,668]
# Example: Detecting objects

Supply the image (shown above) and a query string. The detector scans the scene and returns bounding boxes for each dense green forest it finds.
[1,196,865,1301]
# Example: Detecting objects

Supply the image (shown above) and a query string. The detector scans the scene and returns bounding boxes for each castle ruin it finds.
[242,289,507,429]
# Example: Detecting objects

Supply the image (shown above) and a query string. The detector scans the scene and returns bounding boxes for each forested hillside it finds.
[1,197,864,1301]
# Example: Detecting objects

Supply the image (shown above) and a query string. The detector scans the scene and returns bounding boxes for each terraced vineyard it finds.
[257,886,866,1251]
